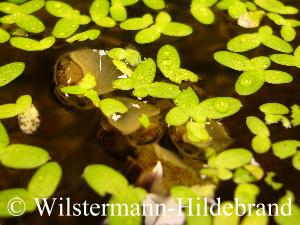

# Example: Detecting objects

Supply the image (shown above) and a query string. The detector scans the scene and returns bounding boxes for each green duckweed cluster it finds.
[0,0,300,225]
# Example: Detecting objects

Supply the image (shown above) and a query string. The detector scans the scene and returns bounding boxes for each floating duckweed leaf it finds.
[112,78,134,90]
[114,0,139,6]
[156,11,171,24]
[214,51,271,72]
[215,148,253,170]
[108,186,147,225]
[19,0,44,14]
[110,4,127,22]
[189,109,207,123]
[89,0,116,27]
[240,210,269,225]
[171,68,198,84]
[134,82,181,99]
[113,60,132,76]
[0,28,10,43]
[99,98,128,118]
[109,0,138,22]
[165,107,189,126]
[265,114,291,128]
[213,201,240,225]
[228,1,247,19]
[124,49,141,66]
[138,113,150,128]
[135,12,192,44]
[171,186,212,225]
[113,58,156,92]
[161,22,193,37]
[130,58,156,86]
[192,6,214,25]
[267,13,300,27]
[78,73,97,90]
[264,70,293,84]
[0,62,25,87]
[234,183,260,205]
[0,144,49,169]
[61,83,101,108]
[286,18,300,26]
[254,0,298,15]
[233,165,264,184]
[246,116,270,136]
[233,168,256,183]
[84,90,101,107]
[272,140,300,159]
[45,1,76,17]
[259,103,289,115]
[0,0,45,33]
[259,28,293,53]
[52,18,80,38]
[245,1,257,11]
[83,164,129,196]
[143,0,165,10]
[157,45,198,83]
[120,14,153,30]
[171,186,200,204]
[217,0,248,19]
[217,167,233,180]
[250,56,271,70]
[61,86,84,95]
[157,44,180,73]
[275,191,300,225]
[0,95,32,119]
[15,14,45,33]
[135,26,161,44]
[174,87,199,109]
[10,36,56,51]
[46,1,91,38]
[164,88,213,128]
[281,26,296,42]
[108,48,141,66]
[252,135,272,154]
[227,34,260,52]
[186,121,210,142]
[16,95,32,111]
[292,152,300,171]
[249,58,270,70]
[264,172,283,190]
[66,29,100,43]
[244,164,264,180]
[190,0,217,25]
[108,187,146,225]
[227,27,293,53]
[271,46,300,68]
[291,105,300,127]
[0,2,19,14]
[107,48,126,60]
[28,162,62,198]
[95,16,116,28]
[214,51,250,71]
[235,71,266,95]
[0,16,17,24]
[0,122,9,147]
[216,0,237,9]
[270,54,298,67]
[0,188,36,217]
[198,97,242,119]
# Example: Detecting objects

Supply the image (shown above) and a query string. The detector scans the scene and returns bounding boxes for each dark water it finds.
[0,0,300,224]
